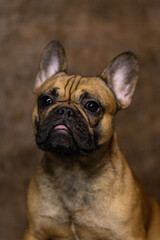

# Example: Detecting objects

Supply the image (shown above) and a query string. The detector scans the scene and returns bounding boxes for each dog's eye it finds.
[85,101,100,113]
[40,95,53,106]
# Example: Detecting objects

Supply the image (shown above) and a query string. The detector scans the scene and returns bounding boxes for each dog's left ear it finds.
[34,40,67,91]
[101,52,139,109]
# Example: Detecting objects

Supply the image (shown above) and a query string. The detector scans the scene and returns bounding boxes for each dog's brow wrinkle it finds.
[64,76,75,101]
[64,76,75,91]
[72,76,83,94]
[68,76,76,104]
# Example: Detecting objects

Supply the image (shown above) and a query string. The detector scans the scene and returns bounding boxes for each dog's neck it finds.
[39,132,125,212]
[41,132,121,179]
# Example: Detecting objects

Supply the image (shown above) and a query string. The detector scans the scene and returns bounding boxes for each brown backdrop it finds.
[0,1,160,239]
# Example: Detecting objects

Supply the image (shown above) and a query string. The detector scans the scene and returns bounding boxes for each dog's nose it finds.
[57,107,75,118]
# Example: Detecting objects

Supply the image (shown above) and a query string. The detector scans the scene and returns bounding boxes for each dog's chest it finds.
[53,168,94,212]
[38,169,119,240]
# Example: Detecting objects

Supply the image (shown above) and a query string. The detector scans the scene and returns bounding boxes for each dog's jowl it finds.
[23,40,160,240]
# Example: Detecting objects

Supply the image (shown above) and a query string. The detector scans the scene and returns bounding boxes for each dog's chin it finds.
[50,130,77,154]
[37,128,78,155]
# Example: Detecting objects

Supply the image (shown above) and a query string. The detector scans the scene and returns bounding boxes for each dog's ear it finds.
[34,40,67,91]
[101,52,139,109]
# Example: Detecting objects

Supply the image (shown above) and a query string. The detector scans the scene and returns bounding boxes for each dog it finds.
[23,40,160,240]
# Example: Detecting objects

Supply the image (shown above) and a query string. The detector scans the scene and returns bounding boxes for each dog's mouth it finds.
[54,124,69,133]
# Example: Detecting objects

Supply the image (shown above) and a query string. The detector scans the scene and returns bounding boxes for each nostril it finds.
[58,108,65,116]
[67,109,74,117]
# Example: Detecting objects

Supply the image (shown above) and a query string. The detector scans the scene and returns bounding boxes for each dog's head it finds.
[32,40,139,156]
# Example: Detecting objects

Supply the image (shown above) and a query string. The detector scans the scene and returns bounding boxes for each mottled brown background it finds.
[0,0,160,239]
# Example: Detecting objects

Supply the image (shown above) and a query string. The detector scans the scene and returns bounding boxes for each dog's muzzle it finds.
[35,105,96,155]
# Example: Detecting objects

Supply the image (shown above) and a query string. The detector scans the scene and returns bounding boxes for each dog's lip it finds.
[54,125,68,132]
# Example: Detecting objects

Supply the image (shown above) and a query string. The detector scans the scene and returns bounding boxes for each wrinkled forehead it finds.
[36,73,116,107]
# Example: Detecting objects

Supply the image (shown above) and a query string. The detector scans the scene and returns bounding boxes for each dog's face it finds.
[32,41,139,156]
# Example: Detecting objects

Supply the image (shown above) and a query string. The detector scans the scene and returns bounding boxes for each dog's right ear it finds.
[34,40,67,92]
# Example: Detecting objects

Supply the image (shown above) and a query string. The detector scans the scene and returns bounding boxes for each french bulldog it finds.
[23,40,160,240]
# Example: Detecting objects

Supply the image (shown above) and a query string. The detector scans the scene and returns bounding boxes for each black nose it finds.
[57,107,75,118]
